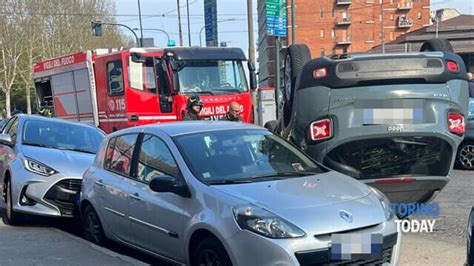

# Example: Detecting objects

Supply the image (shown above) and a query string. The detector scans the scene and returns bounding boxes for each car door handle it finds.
[94,179,104,187]
[129,192,141,201]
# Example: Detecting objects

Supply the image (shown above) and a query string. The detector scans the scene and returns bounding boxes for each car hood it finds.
[21,145,96,177]
[212,171,387,235]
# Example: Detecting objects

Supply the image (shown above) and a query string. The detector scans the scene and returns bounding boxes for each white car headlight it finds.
[370,187,394,221]
[23,158,57,176]
[232,205,305,239]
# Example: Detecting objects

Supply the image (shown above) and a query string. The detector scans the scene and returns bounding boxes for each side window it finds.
[7,118,19,143]
[107,60,124,96]
[137,134,178,183]
[104,134,138,176]
[2,117,16,134]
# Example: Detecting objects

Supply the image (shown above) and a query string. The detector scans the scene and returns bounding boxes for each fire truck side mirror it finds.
[131,52,146,63]
[248,61,257,91]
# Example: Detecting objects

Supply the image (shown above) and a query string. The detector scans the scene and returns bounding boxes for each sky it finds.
[114,0,474,58]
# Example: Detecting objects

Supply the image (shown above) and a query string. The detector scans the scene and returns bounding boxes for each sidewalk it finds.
[0,215,147,266]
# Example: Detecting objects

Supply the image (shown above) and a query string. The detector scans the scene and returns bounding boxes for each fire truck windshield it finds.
[177,60,248,95]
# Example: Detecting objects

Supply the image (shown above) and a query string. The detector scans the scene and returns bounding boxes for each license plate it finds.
[331,233,383,261]
[363,108,423,125]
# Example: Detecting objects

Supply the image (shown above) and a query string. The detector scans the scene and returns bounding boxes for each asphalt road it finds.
[0,170,472,265]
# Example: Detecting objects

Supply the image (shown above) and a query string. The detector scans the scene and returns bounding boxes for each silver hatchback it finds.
[80,121,401,265]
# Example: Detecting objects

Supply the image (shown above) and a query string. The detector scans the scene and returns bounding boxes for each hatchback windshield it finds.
[174,130,324,184]
[177,60,248,95]
[22,120,105,154]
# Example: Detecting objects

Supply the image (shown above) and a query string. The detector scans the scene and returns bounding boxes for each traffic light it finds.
[91,21,103,37]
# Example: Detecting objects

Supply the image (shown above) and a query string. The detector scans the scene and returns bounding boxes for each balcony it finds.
[397,1,413,10]
[336,0,352,5]
[397,16,413,28]
[336,37,352,45]
[336,17,352,26]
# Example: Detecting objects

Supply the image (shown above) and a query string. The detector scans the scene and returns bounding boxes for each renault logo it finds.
[339,210,353,223]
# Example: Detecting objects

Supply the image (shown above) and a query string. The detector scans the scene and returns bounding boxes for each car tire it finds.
[192,237,232,266]
[4,180,22,225]
[467,208,474,266]
[283,44,311,126]
[457,142,474,170]
[420,39,454,52]
[264,120,277,132]
[82,205,107,246]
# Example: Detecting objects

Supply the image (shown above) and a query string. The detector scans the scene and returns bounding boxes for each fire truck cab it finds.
[33,47,255,133]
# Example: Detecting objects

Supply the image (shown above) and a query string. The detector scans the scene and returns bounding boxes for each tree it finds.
[0,0,130,116]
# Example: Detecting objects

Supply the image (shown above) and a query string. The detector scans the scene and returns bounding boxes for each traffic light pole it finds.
[92,21,141,47]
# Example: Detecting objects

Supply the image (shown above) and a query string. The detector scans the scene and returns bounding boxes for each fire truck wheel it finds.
[420,39,453,52]
[283,44,311,126]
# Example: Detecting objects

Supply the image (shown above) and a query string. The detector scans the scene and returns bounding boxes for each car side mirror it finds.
[149,174,191,198]
[0,134,13,147]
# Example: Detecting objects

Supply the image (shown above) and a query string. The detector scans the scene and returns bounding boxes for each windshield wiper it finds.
[211,88,243,94]
[193,91,214,95]
[248,171,317,180]
[22,142,55,149]
[58,147,96,154]
[208,179,254,185]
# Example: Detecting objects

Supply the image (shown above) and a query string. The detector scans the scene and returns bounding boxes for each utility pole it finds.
[381,0,385,53]
[177,0,183,46]
[247,0,255,67]
[291,0,296,44]
[186,0,192,46]
[138,0,144,47]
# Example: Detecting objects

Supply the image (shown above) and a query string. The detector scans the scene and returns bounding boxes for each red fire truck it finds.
[33,47,256,133]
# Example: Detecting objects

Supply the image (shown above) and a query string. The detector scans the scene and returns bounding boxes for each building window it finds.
[320,48,325,57]
[417,12,422,19]
[343,48,348,54]
[320,9,324,18]
[331,9,335,18]
[320,29,324,38]
[331,30,336,38]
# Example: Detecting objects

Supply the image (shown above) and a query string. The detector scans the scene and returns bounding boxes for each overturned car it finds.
[267,39,469,205]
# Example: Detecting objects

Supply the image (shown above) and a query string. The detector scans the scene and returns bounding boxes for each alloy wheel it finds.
[459,144,474,169]
[198,249,222,266]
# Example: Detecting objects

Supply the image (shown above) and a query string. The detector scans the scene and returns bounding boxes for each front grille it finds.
[44,179,81,217]
[295,233,397,266]
[325,137,452,180]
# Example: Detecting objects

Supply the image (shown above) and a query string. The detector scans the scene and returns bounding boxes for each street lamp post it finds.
[199,19,236,47]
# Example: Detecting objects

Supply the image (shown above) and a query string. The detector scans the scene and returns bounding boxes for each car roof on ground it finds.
[144,121,263,137]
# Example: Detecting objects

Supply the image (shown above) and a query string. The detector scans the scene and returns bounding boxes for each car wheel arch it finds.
[188,228,232,265]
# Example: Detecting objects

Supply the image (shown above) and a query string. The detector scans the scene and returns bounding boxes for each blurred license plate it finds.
[331,233,383,261]
[363,108,423,125]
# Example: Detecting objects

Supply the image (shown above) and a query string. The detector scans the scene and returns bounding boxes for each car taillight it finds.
[313,67,328,79]
[447,61,459,73]
[310,119,332,141]
[448,113,465,135]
